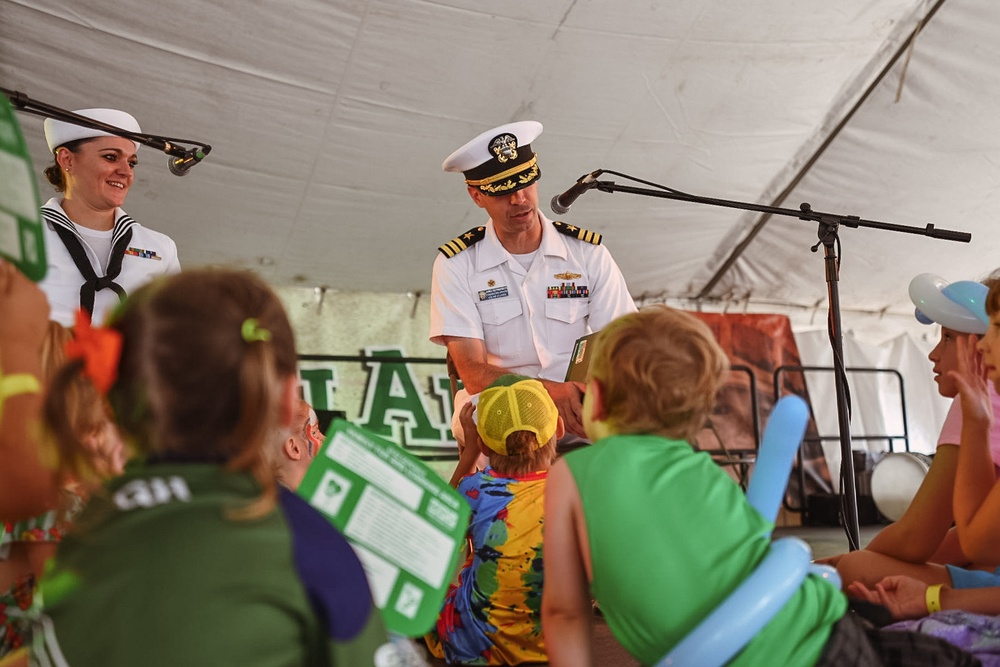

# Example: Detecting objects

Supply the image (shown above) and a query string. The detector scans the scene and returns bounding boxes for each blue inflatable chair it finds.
[656,395,840,667]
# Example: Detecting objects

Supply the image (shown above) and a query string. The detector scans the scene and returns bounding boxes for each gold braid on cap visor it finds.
[465,159,539,194]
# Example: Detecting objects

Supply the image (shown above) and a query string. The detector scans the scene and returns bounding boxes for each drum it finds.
[870,452,932,522]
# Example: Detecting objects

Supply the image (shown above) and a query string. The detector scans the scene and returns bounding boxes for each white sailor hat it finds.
[44,108,142,153]
[442,120,542,196]
[909,273,989,335]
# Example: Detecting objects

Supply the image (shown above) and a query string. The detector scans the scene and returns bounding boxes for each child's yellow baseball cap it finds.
[476,374,558,455]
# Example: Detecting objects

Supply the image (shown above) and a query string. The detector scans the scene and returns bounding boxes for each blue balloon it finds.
[942,280,989,331]
[656,538,811,667]
[653,396,833,667]
[808,562,842,590]
[746,395,810,528]
[909,273,988,335]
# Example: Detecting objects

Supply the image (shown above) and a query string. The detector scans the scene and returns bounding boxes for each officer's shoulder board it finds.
[552,221,602,245]
[438,226,486,258]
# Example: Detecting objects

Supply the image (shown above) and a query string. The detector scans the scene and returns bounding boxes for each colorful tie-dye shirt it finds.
[426,467,547,665]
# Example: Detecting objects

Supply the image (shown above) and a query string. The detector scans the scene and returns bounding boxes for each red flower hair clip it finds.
[65,309,123,395]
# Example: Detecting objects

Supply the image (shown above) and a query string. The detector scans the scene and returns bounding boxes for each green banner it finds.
[0,96,46,281]
[297,419,469,636]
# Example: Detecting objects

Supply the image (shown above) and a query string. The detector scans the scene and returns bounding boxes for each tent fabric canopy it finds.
[4,0,997,320]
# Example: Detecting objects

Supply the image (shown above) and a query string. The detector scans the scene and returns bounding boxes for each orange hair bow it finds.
[65,309,123,395]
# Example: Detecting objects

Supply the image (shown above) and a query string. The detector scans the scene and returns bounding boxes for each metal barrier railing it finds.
[773,365,909,515]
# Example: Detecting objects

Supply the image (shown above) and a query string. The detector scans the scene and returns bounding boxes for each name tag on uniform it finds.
[478,286,509,301]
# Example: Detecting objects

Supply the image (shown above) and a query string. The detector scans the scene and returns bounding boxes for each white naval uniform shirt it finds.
[39,198,181,326]
[429,211,636,382]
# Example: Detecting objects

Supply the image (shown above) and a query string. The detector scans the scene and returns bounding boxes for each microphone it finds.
[168,148,208,177]
[550,169,604,215]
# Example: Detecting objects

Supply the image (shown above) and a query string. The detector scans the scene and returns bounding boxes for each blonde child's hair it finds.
[589,304,729,440]
[40,321,115,484]
[44,269,297,517]
[489,432,557,476]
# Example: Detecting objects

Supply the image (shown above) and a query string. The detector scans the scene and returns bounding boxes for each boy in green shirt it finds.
[542,305,977,666]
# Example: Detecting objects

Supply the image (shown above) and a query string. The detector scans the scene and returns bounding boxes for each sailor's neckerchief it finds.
[41,202,136,318]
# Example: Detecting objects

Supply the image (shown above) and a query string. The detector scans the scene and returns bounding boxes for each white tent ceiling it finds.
[2,0,999,322]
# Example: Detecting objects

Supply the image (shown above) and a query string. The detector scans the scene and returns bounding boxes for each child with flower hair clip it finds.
[1,317,126,659]
[33,269,395,666]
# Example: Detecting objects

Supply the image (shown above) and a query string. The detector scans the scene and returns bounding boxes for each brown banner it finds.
[689,312,833,507]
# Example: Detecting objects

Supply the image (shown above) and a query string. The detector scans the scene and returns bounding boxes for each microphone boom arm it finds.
[590,179,971,242]
[2,87,211,162]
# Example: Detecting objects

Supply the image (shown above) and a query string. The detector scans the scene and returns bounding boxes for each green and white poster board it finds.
[298,419,469,636]
[0,96,46,281]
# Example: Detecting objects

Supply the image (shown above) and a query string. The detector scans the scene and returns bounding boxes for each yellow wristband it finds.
[0,372,41,401]
[925,584,943,614]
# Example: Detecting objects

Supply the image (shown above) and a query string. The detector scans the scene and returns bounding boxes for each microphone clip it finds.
[167,146,210,177]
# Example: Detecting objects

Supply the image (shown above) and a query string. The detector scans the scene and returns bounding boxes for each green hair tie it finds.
[241,318,272,343]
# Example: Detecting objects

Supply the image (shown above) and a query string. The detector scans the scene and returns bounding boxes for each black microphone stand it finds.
[586,170,971,549]
[1,87,211,160]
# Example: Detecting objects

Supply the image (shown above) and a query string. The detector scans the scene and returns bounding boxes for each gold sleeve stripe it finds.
[552,220,602,245]
[438,226,486,257]
[439,238,465,257]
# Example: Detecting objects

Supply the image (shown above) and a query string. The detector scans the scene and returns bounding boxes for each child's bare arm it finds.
[863,445,961,563]
[448,401,483,488]
[0,261,58,519]
[542,460,593,667]
[850,574,1000,620]
[950,335,1000,561]
[847,575,929,620]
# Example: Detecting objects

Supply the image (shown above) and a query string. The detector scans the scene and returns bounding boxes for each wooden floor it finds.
[418,523,881,666]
